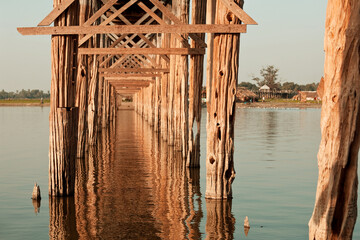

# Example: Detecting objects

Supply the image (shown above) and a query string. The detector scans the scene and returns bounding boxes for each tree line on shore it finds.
[0,89,50,99]
[238,81,319,92]
[240,65,320,92]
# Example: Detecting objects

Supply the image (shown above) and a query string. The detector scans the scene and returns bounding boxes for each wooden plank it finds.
[105,76,156,80]
[219,0,257,25]
[137,2,189,49]
[100,73,161,78]
[79,48,205,55]
[82,0,119,26]
[148,0,207,47]
[18,24,247,35]
[38,0,76,26]
[78,0,138,46]
[99,68,169,73]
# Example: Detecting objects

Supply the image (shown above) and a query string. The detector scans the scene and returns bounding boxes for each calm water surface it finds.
[0,106,359,239]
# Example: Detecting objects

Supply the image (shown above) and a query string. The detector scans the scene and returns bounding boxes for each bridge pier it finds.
[49,0,79,197]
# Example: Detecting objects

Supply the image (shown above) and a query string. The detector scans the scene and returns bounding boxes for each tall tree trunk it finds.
[309,1,360,239]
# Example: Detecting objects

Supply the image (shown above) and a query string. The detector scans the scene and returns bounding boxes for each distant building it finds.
[259,84,271,92]
[293,91,319,102]
[236,87,258,102]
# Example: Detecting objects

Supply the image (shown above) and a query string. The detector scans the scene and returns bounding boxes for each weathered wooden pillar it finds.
[179,0,190,159]
[87,59,99,145]
[308,1,360,239]
[76,0,93,158]
[161,30,170,139]
[187,0,206,167]
[49,0,79,197]
[205,0,243,199]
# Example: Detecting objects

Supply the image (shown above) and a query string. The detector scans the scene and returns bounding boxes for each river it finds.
[0,106,359,239]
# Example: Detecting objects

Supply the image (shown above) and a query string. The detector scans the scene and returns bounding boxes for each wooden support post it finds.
[87,59,99,145]
[180,0,189,159]
[76,0,93,158]
[160,18,171,140]
[187,0,206,167]
[205,0,243,199]
[49,0,79,197]
[154,34,161,132]
[308,1,360,239]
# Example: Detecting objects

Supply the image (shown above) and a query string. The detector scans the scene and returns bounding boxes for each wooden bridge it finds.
[18,0,360,239]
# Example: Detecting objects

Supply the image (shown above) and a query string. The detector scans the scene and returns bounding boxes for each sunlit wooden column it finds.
[187,0,206,167]
[309,0,360,238]
[49,0,79,197]
[76,0,91,158]
[205,0,243,199]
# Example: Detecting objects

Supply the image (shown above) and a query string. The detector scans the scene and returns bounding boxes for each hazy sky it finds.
[0,0,327,91]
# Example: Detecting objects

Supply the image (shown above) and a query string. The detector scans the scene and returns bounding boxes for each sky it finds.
[0,0,327,91]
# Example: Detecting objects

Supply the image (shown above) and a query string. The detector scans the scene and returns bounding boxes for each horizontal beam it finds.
[105,77,156,81]
[100,73,161,78]
[107,80,155,84]
[111,84,150,88]
[79,48,205,55]
[17,24,247,35]
[99,68,169,73]
[38,0,76,26]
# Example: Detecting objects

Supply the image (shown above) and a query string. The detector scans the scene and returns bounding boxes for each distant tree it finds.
[0,89,50,99]
[252,65,281,89]
[281,82,300,91]
[238,82,258,91]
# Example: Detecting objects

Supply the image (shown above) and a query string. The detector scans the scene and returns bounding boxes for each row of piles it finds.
[134,0,244,199]
[49,0,117,197]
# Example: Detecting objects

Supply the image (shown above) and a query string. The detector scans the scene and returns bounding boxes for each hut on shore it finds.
[236,87,258,102]
[293,91,319,102]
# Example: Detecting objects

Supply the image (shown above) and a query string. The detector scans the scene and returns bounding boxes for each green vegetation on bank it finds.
[0,89,50,100]
[240,65,320,92]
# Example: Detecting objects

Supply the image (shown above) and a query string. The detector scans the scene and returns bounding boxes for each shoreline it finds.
[0,103,50,107]
[236,101,321,109]
[0,101,321,109]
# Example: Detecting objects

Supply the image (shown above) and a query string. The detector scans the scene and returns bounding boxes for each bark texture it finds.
[187,0,206,167]
[49,0,79,196]
[309,1,360,239]
[205,0,243,199]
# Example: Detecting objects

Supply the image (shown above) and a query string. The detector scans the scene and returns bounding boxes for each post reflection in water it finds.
[205,199,235,240]
[49,197,78,240]
[49,110,235,239]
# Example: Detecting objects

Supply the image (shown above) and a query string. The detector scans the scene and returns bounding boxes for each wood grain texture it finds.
[49,0,79,197]
[205,0,244,199]
[308,0,360,239]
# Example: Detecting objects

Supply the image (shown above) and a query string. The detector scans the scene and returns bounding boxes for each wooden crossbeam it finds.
[137,2,190,48]
[79,48,205,55]
[100,73,161,78]
[111,83,150,87]
[78,0,138,46]
[148,0,207,47]
[105,76,156,80]
[17,24,247,35]
[38,0,76,26]
[107,79,155,83]
[99,68,169,73]
[82,0,119,27]
[219,0,257,25]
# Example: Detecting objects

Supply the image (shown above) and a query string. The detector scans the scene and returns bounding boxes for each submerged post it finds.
[205,0,243,199]
[309,0,360,238]
[49,0,79,197]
